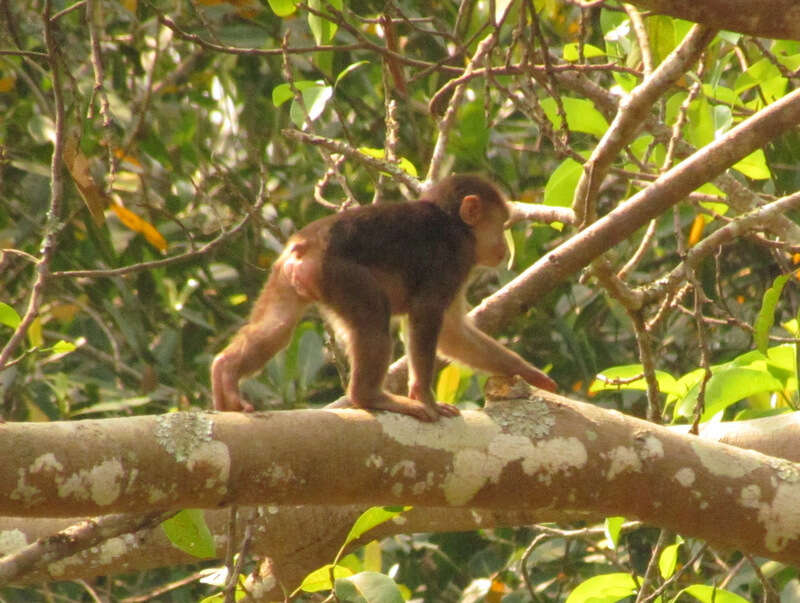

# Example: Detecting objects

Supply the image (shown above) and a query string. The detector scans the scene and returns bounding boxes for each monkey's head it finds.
[421,174,510,267]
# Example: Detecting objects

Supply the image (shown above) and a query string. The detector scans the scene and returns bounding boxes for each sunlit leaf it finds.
[161,510,216,558]
[566,572,638,603]
[543,158,582,207]
[334,571,404,603]
[677,584,749,603]
[0,302,21,329]
[436,364,462,403]
[563,42,605,61]
[344,506,411,548]
[110,203,168,253]
[541,97,609,138]
[298,563,353,592]
[591,364,680,396]
[733,149,770,180]
[268,0,296,17]
[687,214,705,247]
[755,273,790,354]
[308,0,342,45]
[358,147,418,177]
[659,540,682,579]
[604,516,625,548]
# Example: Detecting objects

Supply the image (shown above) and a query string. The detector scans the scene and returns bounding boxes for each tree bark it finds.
[625,0,800,41]
[2,380,800,579]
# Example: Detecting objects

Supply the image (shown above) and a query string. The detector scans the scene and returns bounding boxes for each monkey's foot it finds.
[434,402,460,417]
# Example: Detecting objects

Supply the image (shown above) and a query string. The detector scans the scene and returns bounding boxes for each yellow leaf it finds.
[0,76,16,93]
[363,541,382,573]
[62,132,108,226]
[49,302,81,323]
[110,203,168,253]
[687,214,705,247]
[27,317,43,347]
[436,364,462,403]
[121,0,137,12]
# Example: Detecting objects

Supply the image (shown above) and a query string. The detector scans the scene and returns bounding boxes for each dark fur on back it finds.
[323,201,473,299]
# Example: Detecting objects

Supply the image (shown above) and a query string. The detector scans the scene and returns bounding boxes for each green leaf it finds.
[755,273,790,354]
[604,516,625,548]
[659,541,681,579]
[674,584,749,603]
[50,340,76,354]
[563,43,606,61]
[334,572,404,603]
[566,572,638,603]
[335,61,370,86]
[543,158,582,207]
[677,366,784,421]
[358,147,418,177]
[267,0,296,17]
[733,149,770,180]
[0,302,21,329]
[448,101,489,163]
[540,97,609,138]
[161,509,216,558]
[299,564,353,592]
[308,0,342,45]
[344,506,411,549]
[591,364,680,396]
[272,80,328,108]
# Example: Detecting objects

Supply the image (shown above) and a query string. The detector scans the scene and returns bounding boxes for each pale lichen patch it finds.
[442,434,538,505]
[30,453,63,473]
[690,440,760,479]
[767,457,800,482]
[757,482,800,552]
[0,529,28,554]
[605,446,642,480]
[11,470,42,504]
[366,454,383,469]
[638,435,664,461]
[147,486,170,504]
[488,400,556,439]
[154,412,214,462]
[380,411,500,450]
[186,441,231,490]
[674,467,695,487]
[56,459,124,506]
[522,437,588,485]
[443,449,499,505]
[263,463,298,488]
[96,534,136,565]
[390,460,417,479]
[739,484,761,508]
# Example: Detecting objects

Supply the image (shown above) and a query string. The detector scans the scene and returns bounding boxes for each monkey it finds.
[211,174,557,421]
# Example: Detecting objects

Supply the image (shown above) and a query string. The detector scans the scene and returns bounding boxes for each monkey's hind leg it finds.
[212,259,311,412]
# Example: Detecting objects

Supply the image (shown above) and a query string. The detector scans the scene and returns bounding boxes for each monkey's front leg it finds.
[406,301,460,418]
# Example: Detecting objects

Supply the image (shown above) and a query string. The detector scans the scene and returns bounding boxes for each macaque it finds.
[211,174,557,421]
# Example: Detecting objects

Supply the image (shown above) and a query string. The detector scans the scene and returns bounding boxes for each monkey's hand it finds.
[211,352,255,412]
[519,366,558,393]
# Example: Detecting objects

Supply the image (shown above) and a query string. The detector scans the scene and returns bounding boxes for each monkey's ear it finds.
[459,194,483,225]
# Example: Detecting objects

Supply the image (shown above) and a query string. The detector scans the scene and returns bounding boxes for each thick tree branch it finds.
[473,85,800,333]
[624,0,800,41]
[2,383,800,568]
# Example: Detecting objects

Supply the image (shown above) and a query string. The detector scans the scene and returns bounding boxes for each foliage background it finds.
[2,0,800,600]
